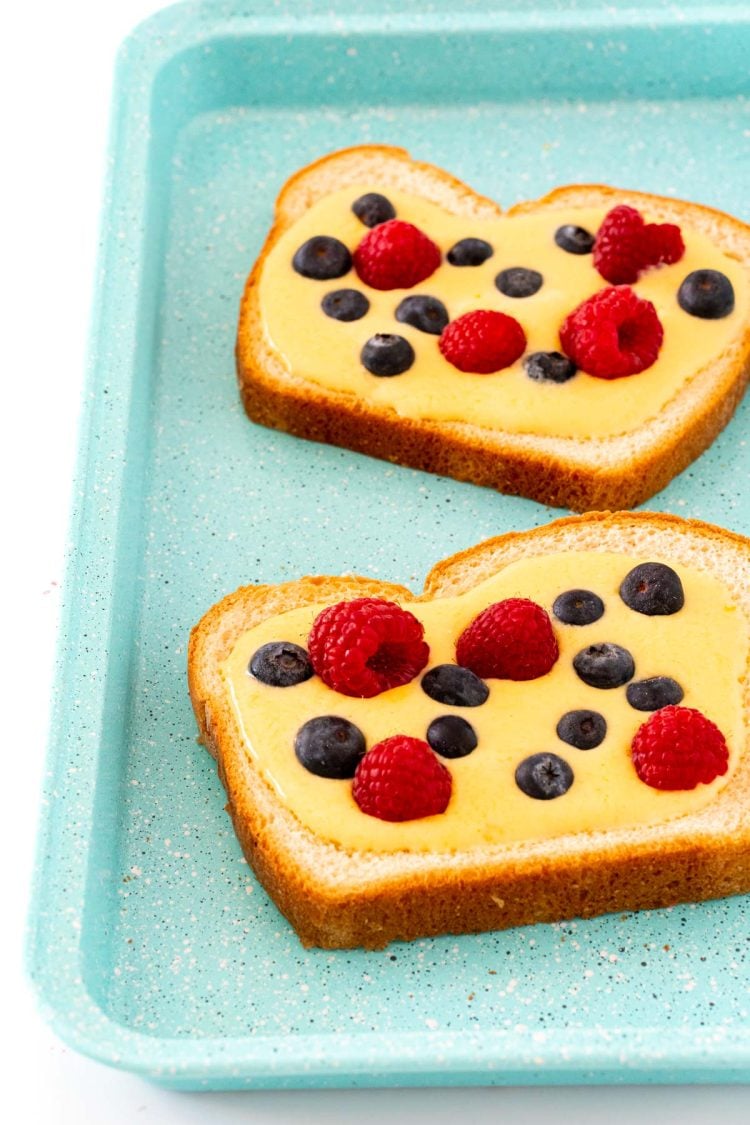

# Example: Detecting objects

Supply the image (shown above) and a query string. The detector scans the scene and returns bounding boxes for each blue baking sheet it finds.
[27,0,750,1089]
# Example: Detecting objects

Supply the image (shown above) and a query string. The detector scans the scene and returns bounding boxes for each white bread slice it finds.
[236,145,750,512]
[188,512,750,949]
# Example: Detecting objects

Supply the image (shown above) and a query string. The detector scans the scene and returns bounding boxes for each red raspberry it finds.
[352,735,452,821]
[559,286,664,379]
[641,221,685,268]
[630,705,729,790]
[594,205,646,284]
[439,309,527,374]
[594,204,685,283]
[307,597,429,698]
[353,219,441,290]
[456,598,558,681]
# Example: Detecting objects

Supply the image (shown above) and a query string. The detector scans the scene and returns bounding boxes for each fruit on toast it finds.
[189,512,750,948]
[236,146,750,511]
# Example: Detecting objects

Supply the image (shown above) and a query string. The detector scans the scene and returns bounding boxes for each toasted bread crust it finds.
[236,147,750,511]
[188,512,750,949]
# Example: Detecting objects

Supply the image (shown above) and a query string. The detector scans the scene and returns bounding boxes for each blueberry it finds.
[292,236,352,280]
[421,664,489,707]
[515,753,574,800]
[495,267,543,297]
[556,709,607,750]
[554,224,595,254]
[426,715,478,759]
[361,333,415,376]
[321,288,369,322]
[248,641,313,687]
[619,562,685,616]
[626,676,684,712]
[678,269,735,319]
[524,351,577,384]
[553,588,605,626]
[395,295,449,335]
[294,716,366,778]
[573,643,635,689]
[447,238,494,266]
[351,192,396,228]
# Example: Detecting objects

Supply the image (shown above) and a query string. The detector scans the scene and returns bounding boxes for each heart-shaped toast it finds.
[237,146,750,511]
[188,513,750,949]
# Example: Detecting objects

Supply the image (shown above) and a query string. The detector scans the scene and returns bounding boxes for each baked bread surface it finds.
[237,145,750,512]
[188,512,750,949]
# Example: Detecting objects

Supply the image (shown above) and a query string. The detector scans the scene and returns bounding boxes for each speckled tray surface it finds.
[27,0,750,1091]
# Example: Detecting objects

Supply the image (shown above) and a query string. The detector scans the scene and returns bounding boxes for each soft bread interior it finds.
[275,144,502,225]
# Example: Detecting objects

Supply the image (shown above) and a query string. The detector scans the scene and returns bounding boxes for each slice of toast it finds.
[188,512,750,949]
[236,145,750,511]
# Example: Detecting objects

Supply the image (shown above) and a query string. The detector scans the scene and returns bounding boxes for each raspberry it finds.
[353,219,441,290]
[352,735,452,821]
[439,309,527,374]
[594,204,685,284]
[456,598,559,681]
[593,205,646,284]
[307,597,429,698]
[559,286,664,379]
[641,221,685,268]
[630,705,729,790]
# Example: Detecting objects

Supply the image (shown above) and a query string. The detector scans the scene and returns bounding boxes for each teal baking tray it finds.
[27,0,750,1090]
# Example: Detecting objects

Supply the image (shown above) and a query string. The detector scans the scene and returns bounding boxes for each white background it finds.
[4,0,750,1120]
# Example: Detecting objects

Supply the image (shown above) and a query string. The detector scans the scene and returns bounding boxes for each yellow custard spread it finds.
[258,187,748,440]
[222,552,747,854]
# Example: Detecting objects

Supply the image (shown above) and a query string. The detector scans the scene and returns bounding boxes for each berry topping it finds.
[626,676,684,712]
[557,710,607,750]
[395,294,449,335]
[294,716,366,778]
[353,219,441,290]
[420,664,489,707]
[573,642,635,689]
[352,735,452,821]
[593,205,646,284]
[249,641,314,687]
[495,267,543,298]
[641,221,686,269]
[559,286,664,379]
[524,351,577,384]
[426,715,478,759]
[447,238,494,266]
[554,224,595,255]
[321,288,370,321]
[630,705,729,790]
[552,588,605,626]
[307,597,429,698]
[439,309,527,374]
[293,236,352,280]
[456,598,559,681]
[593,204,684,284]
[515,753,574,800]
[351,192,396,228]
[678,269,735,319]
[619,562,685,616]
[361,333,415,376]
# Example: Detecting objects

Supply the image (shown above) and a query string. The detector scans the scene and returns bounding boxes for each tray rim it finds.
[25,0,750,1089]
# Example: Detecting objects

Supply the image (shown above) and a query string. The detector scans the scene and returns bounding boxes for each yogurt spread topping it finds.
[222,551,746,853]
[258,186,746,439]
